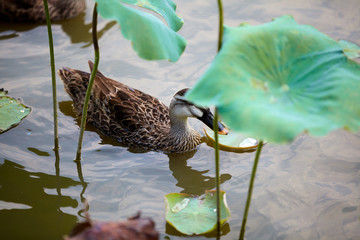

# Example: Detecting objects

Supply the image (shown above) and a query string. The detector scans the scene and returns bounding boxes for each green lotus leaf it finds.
[186,15,360,143]
[165,190,231,235]
[95,0,186,62]
[0,94,31,133]
[339,40,360,59]
[120,0,183,32]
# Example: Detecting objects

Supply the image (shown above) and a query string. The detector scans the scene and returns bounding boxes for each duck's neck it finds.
[166,116,201,152]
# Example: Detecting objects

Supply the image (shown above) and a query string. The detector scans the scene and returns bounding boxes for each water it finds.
[1,0,360,239]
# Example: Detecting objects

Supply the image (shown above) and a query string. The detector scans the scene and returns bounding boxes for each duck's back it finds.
[0,0,85,22]
[58,62,171,150]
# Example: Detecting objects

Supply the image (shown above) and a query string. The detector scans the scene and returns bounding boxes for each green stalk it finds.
[217,0,224,52]
[239,140,264,240]
[214,0,224,235]
[75,3,100,161]
[213,108,221,233]
[43,0,59,150]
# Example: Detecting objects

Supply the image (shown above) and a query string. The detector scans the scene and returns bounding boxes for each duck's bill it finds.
[217,123,229,135]
[197,110,229,135]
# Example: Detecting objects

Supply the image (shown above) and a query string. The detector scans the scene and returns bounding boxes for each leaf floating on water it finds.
[171,198,190,213]
[239,137,258,148]
[95,0,186,62]
[187,15,360,143]
[203,126,259,152]
[0,88,7,96]
[164,190,231,235]
[0,91,31,133]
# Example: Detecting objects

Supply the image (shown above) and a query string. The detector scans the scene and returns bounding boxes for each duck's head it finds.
[169,88,228,135]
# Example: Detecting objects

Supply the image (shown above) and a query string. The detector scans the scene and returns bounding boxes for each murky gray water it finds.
[1,0,360,239]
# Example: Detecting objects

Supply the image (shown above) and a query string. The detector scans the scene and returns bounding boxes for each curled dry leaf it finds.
[65,212,158,240]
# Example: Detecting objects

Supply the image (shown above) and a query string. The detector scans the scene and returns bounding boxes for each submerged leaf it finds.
[0,94,31,133]
[186,15,360,143]
[96,0,186,62]
[165,190,231,235]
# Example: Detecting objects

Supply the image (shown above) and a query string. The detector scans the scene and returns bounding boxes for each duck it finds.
[57,61,228,153]
[0,0,85,22]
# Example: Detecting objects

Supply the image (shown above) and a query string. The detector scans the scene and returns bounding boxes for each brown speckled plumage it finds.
[0,0,85,22]
[57,61,226,153]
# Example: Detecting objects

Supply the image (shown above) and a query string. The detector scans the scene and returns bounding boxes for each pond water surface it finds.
[0,0,360,239]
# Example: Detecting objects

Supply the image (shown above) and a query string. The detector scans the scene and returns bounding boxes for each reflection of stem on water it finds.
[75,159,89,218]
[54,147,63,214]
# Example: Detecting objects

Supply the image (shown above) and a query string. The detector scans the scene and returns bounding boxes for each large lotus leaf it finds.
[0,95,31,133]
[186,15,360,143]
[96,0,186,62]
[165,190,231,235]
[120,0,183,32]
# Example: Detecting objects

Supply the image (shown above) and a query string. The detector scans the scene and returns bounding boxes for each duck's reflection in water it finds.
[168,150,231,195]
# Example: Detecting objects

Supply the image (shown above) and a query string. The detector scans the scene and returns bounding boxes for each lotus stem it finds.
[75,2,100,161]
[214,0,224,235]
[213,108,221,233]
[217,0,224,51]
[239,140,264,240]
[43,0,59,150]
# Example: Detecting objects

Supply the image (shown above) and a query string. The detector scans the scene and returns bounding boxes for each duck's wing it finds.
[88,61,170,135]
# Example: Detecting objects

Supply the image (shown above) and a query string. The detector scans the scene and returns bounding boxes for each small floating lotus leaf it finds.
[0,94,31,133]
[164,190,231,235]
[95,0,186,62]
[186,15,360,143]
[203,126,259,152]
